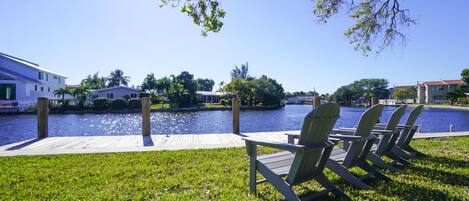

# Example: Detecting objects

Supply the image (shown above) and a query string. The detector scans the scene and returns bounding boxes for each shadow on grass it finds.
[6,138,44,151]
[420,155,469,169]
[143,136,154,147]
[375,180,466,201]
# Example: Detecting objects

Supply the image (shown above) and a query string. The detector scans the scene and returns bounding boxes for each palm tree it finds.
[81,72,106,89]
[231,62,250,80]
[156,76,172,108]
[108,69,130,87]
[53,88,72,105]
[72,85,90,108]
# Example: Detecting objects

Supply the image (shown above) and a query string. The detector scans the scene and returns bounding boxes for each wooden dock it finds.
[1,131,468,157]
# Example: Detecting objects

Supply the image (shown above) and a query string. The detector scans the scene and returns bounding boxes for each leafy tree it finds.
[462,68,469,84]
[253,75,285,106]
[156,76,172,108]
[141,73,158,94]
[231,62,250,80]
[167,81,187,108]
[107,69,130,87]
[160,0,415,55]
[53,88,72,104]
[196,78,215,91]
[80,72,106,90]
[331,78,389,105]
[72,85,90,108]
[394,88,416,101]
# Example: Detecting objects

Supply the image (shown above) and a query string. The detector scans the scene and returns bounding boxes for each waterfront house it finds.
[286,96,315,104]
[90,86,140,100]
[417,80,464,104]
[196,91,224,103]
[0,53,67,111]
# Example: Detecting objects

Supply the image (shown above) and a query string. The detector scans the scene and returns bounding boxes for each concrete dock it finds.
[1,131,468,157]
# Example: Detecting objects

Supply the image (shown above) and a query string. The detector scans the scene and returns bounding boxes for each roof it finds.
[0,68,41,83]
[196,91,225,96]
[0,52,67,78]
[89,86,140,92]
[421,80,464,86]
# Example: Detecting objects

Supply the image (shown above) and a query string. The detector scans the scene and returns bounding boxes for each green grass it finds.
[203,103,229,108]
[151,103,172,109]
[0,137,468,200]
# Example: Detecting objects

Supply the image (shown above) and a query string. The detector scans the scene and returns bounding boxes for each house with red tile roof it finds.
[416,80,464,104]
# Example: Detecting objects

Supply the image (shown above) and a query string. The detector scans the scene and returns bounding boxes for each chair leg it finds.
[356,161,391,181]
[402,145,426,157]
[385,152,412,166]
[257,164,300,201]
[366,152,398,173]
[315,173,351,200]
[391,146,413,160]
[326,160,373,189]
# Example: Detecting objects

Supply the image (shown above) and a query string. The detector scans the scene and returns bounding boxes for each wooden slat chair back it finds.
[286,103,340,185]
[398,105,424,147]
[343,104,384,167]
[375,105,407,155]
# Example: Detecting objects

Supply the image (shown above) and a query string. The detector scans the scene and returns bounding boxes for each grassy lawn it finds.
[203,103,229,108]
[151,103,172,109]
[0,137,468,200]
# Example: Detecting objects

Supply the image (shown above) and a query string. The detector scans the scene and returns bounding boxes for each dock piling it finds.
[142,97,151,136]
[232,98,240,134]
[37,97,49,138]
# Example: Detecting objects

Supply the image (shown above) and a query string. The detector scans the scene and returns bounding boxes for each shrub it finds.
[93,98,109,110]
[220,99,228,106]
[110,98,128,110]
[128,98,142,109]
[122,95,131,101]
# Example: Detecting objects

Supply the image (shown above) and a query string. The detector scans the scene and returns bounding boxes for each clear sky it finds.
[1,0,468,93]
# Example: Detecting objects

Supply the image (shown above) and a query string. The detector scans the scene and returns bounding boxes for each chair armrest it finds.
[370,129,394,136]
[243,137,306,152]
[331,129,355,135]
[329,134,364,142]
[285,133,300,144]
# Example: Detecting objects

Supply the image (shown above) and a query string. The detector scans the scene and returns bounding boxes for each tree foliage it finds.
[108,69,130,87]
[160,0,414,55]
[331,78,389,105]
[394,87,416,101]
[80,72,106,90]
[462,68,469,84]
[53,88,72,104]
[224,64,285,106]
[141,73,158,94]
[196,78,215,91]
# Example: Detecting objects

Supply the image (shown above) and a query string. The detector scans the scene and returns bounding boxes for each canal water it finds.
[1,105,468,146]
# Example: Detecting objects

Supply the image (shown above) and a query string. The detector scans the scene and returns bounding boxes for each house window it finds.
[35,85,38,91]
[58,77,61,84]
[41,86,44,92]
[48,87,51,92]
[106,93,114,99]
[0,84,16,100]
[131,93,137,98]
[38,72,44,80]
[46,74,49,81]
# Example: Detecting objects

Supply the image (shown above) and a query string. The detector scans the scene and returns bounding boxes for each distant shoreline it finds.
[0,104,284,115]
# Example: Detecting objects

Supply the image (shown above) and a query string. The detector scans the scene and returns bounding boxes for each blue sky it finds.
[1,0,468,93]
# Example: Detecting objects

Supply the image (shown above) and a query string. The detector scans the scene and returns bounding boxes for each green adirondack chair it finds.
[243,103,350,200]
[325,104,390,189]
[286,104,389,189]
[392,105,425,159]
[366,105,410,172]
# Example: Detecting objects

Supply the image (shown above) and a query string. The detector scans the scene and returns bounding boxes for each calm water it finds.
[1,105,469,146]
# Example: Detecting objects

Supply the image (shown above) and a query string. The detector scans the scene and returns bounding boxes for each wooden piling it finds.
[313,96,322,110]
[37,97,48,138]
[232,98,240,134]
[142,97,151,136]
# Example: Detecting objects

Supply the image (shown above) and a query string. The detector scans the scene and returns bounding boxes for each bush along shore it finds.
[15,98,285,114]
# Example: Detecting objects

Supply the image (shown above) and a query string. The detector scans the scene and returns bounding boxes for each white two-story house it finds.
[0,53,67,110]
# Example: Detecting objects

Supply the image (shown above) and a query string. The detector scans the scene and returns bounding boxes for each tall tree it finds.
[141,73,158,94]
[108,69,130,87]
[80,72,106,90]
[394,88,416,101]
[156,76,172,108]
[461,68,469,84]
[231,62,250,80]
[72,85,90,108]
[160,0,415,55]
[196,78,215,91]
